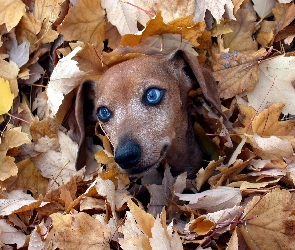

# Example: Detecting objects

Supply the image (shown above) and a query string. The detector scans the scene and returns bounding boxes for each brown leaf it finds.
[50,212,111,250]
[257,2,295,46]
[57,0,106,52]
[235,103,295,141]
[212,48,266,99]
[223,8,258,52]
[121,13,206,48]
[5,159,48,199]
[239,188,295,250]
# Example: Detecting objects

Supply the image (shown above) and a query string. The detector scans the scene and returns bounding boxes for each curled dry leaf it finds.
[176,187,242,213]
[188,206,243,236]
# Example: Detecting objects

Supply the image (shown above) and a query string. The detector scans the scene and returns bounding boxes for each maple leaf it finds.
[211,48,266,99]
[101,0,150,35]
[235,103,295,138]
[121,13,206,48]
[58,0,106,52]
[238,188,295,249]
[247,55,295,115]
[193,0,235,23]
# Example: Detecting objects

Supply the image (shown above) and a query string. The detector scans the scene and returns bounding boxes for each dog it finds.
[73,49,222,178]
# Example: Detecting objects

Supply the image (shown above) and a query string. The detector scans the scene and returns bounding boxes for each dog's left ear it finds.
[166,50,222,115]
[74,81,97,170]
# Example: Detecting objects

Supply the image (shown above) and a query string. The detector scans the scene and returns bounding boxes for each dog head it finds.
[74,50,221,177]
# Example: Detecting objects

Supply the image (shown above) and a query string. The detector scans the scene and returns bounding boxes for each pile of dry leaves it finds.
[1,0,295,249]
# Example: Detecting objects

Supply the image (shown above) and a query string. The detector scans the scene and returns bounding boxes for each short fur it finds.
[74,50,221,178]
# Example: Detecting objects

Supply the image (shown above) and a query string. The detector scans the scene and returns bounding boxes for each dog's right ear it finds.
[74,80,97,170]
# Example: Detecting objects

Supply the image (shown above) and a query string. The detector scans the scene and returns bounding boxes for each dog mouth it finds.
[120,144,169,176]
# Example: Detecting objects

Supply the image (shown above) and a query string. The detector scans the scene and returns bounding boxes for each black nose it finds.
[114,141,141,169]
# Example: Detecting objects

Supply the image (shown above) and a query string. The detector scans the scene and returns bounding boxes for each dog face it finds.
[74,50,222,177]
[94,55,192,175]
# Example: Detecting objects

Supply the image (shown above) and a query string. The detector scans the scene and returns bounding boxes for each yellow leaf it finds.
[0,78,14,115]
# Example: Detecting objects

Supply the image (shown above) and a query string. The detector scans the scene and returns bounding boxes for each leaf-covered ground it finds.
[1,0,295,249]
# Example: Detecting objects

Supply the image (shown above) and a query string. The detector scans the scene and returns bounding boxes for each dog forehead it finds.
[96,55,179,98]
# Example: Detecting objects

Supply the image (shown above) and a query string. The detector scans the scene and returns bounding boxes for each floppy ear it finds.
[166,50,223,115]
[74,81,97,170]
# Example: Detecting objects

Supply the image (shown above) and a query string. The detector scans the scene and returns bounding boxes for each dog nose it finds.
[115,141,141,169]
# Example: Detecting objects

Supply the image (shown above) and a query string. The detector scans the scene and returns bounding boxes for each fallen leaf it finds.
[176,187,242,213]
[101,0,150,35]
[57,0,106,52]
[119,211,151,250]
[0,190,48,216]
[212,48,266,99]
[238,188,295,249]
[247,55,295,115]
[150,215,173,250]
[257,2,295,46]
[247,134,293,160]
[253,0,276,20]
[223,8,258,52]
[125,195,155,238]
[0,0,25,31]
[235,103,295,147]
[0,56,19,97]
[0,78,14,115]
[0,219,26,248]
[31,130,85,187]
[193,0,235,23]
[50,212,111,249]
[5,159,48,199]
[121,13,206,48]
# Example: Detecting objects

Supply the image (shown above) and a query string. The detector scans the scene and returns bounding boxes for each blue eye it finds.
[97,106,111,122]
[143,88,165,106]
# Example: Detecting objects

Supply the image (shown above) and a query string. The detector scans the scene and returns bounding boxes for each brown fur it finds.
[74,50,221,178]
